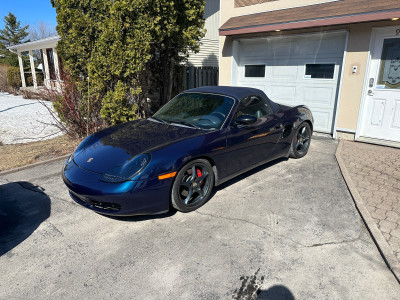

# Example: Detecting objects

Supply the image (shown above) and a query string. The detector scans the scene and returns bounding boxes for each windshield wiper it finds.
[149,116,169,125]
[171,120,201,129]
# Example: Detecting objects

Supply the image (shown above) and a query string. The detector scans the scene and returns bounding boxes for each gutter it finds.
[219,9,400,36]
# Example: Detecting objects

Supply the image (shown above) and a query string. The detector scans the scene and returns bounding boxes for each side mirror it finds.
[235,114,257,126]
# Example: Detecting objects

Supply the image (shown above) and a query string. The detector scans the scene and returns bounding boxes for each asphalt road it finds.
[0,136,398,299]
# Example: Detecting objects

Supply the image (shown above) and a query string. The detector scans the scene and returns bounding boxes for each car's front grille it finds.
[90,200,122,211]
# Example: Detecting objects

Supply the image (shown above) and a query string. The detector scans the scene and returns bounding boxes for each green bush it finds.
[100,81,138,125]
[26,75,33,86]
[7,67,21,89]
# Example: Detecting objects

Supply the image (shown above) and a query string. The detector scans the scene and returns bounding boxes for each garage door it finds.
[233,31,346,133]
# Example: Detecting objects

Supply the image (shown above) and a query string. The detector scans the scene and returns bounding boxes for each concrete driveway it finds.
[0,136,398,299]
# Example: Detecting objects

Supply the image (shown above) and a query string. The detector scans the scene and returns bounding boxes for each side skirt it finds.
[215,154,287,187]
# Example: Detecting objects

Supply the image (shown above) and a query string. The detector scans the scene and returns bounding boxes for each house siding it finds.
[187,0,219,68]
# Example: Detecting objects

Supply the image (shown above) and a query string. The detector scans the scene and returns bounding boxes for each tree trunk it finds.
[166,56,175,104]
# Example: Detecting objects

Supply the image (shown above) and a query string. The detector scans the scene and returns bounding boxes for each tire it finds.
[289,122,312,159]
[171,159,215,212]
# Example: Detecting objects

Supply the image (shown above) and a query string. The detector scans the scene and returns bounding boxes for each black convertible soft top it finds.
[185,86,280,112]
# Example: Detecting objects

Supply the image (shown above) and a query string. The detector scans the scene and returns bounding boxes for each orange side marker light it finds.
[158,171,177,180]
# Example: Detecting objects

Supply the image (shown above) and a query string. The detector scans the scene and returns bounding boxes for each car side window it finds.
[235,96,273,119]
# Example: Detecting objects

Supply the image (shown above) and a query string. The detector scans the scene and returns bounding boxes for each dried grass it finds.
[0,135,80,172]
[21,89,51,101]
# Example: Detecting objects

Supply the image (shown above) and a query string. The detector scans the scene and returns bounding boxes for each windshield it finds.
[152,92,235,129]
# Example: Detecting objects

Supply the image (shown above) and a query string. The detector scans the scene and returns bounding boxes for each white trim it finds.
[233,0,340,18]
[231,40,240,85]
[357,136,400,149]
[355,26,377,140]
[218,1,221,80]
[336,127,356,133]
[333,30,349,138]
[235,28,348,43]
[8,36,60,52]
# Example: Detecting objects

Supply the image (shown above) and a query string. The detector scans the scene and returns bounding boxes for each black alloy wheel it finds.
[171,159,214,212]
[290,122,312,158]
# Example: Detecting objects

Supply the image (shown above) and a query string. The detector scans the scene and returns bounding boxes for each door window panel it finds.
[378,38,400,89]
[236,96,273,118]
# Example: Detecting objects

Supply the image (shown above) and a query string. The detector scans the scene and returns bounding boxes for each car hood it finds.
[73,119,202,174]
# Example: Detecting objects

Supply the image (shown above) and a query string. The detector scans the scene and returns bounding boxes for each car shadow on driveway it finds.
[105,210,177,222]
[0,181,51,257]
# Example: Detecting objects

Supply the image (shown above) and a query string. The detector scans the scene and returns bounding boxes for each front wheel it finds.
[171,159,215,212]
[290,122,312,159]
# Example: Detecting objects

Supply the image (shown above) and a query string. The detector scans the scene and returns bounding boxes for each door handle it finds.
[367,89,374,96]
[274,123,283,129]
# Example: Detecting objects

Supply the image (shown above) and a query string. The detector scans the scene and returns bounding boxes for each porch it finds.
[8,35,62,90]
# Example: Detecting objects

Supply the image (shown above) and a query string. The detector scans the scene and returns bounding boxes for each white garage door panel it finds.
[270,85,296,104]
[302,87,334,108]
[234,31,346,133]
[312,111,332,132]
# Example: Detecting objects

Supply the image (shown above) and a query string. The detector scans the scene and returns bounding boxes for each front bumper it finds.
[62,161,172,216]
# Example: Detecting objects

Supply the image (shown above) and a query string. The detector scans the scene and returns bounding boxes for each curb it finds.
[0,154,69,176]
[336,140,400,283]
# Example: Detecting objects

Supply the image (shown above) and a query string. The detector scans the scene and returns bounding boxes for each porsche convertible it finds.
[62,86,313,216]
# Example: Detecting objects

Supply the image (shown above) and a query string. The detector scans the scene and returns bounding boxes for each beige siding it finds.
[204,0,219,40]
[187,0,219,67]
[187,39,219,67]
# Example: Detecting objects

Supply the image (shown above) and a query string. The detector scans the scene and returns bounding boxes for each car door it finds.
[224,95,282,177]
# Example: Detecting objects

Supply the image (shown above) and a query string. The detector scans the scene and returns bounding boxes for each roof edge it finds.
[8,35,61,51]
[219,10,400,36]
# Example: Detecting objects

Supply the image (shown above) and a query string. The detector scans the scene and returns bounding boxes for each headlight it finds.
[65,154,74,164]
[99,153,151,183]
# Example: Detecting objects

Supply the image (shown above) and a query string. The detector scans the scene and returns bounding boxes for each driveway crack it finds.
[194,210,361,248]
[306,236,361,248]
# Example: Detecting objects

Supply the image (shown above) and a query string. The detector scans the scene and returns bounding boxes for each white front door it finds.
[359,27,400,143]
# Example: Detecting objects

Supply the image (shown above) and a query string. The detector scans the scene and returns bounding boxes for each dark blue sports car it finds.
[63,86,313,216]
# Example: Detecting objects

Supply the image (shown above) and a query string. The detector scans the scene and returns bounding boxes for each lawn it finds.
[0,135,80,172]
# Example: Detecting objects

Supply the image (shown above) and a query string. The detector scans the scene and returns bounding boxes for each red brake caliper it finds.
[196,168,204,187]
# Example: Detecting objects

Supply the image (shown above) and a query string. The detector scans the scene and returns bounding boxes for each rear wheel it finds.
[171,159,214,212]
[290,122,311,159]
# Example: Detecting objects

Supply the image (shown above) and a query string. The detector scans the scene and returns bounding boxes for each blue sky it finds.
[0,0,57,29]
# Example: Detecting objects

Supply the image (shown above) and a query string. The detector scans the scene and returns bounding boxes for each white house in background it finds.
[184,0,220,89]
[8,1,220,91]
[8,35,61,90]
